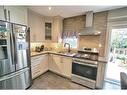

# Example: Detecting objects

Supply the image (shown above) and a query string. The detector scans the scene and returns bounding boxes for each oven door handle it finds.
[73,61,97,67]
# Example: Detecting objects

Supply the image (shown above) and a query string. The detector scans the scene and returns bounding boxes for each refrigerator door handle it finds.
[0,68,29,81]
[10,27,15,65]
[4,8,7,21]
[12,25,17,65]
[8,10,10,22]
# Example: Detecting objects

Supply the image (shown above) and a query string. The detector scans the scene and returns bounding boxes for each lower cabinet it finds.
[31,54,72,79]
[49,54,72,78]
[31,54,48,79]
[62,56,72,78]
[49,54,63,74]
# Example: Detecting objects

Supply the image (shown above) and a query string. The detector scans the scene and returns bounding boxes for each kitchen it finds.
[0,6,127,90]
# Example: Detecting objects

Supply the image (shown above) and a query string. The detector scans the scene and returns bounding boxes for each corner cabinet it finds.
[0,6,28,25]
[31,54,48,79]
[49,54,72,78]
[49,54,63,74]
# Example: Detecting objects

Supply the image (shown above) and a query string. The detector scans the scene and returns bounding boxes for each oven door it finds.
[72,61,97,81]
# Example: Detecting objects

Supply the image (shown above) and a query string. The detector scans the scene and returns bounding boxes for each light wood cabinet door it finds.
[39,55,48,74]
[52,16,63,42]
[5,6,28,25]
[62,57,72,78]
[28,10,45,42]
[31,56,42,79]
[31,54,48,79]
[49,54,63,74]
[49,54,72,78]
[0,6,5,21]
[0,6,27,25]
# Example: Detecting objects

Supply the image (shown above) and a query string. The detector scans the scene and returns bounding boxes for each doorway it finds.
[105,26,127,86]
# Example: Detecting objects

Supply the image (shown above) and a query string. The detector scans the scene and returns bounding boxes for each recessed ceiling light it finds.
[48,7,52,10]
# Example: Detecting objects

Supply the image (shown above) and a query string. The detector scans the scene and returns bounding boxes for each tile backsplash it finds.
[78,35,100,49]
[30,42,63,52]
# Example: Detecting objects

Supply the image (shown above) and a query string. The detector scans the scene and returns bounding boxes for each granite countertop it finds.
[31,51,108,63]
[31,51,49,57]
[31,51,76,58]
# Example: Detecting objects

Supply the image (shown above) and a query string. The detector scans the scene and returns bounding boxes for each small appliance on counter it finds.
[35,45,44,52]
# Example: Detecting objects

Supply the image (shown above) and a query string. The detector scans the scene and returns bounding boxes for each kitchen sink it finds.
[57,51,76,56]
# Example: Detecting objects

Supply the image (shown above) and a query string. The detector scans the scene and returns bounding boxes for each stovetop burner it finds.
[73,48,99,61]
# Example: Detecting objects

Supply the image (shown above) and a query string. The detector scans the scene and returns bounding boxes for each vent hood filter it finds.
[79,11,101,36]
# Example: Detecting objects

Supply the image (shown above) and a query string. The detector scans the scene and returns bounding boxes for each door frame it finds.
[104,18,127,81]
[105,19,127,62]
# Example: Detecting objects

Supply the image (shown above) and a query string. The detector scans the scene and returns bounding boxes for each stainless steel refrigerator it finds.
[0,20,31,89]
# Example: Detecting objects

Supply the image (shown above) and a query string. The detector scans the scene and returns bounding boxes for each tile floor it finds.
[29,71,89,89]
[29,71,121,90]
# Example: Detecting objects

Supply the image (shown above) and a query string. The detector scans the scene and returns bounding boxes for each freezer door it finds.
[0,67,31,89]
[12,24,30,71]
[0,21,15,77]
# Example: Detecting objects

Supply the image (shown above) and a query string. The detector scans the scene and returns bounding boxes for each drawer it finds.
[32,70,41,79]
[31,65,41,79]
[31,56,42,63]
[31,59,42,67]
[31,55,48,63]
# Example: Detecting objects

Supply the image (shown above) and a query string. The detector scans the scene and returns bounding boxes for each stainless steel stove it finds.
[72,48,99,89]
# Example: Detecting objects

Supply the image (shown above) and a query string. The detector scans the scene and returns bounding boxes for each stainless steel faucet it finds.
[64,43,71,53]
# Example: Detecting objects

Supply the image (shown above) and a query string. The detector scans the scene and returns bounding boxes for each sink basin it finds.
[57,51,76,56]
[57,51,67,53]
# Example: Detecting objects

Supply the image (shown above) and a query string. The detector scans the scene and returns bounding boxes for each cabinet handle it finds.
[8,10,10,22]
[4,9,7,21]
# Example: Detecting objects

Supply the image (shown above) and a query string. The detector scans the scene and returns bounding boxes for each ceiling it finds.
[28,6,124,18]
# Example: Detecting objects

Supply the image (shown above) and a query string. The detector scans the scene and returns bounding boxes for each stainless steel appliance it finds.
[0,20,31,89]
[72,48,99,89]
[78,11,101,36]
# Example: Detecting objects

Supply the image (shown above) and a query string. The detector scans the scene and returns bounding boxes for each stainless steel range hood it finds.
[78,11,101,36]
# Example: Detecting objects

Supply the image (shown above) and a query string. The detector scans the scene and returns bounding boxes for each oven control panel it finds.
[72,58,98,65]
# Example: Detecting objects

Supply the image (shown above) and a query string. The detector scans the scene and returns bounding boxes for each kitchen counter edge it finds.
[31,51,74,58]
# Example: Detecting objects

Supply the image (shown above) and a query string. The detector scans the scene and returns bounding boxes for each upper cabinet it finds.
[0,6,28,25]
[45,22,52,40]
[43,16,63,42]
[52,16,63,42]
[44,16,53,42]
[28,9,63,42]
[0,6,5,20]
[5,6,28,25]
[28,10,45,42]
